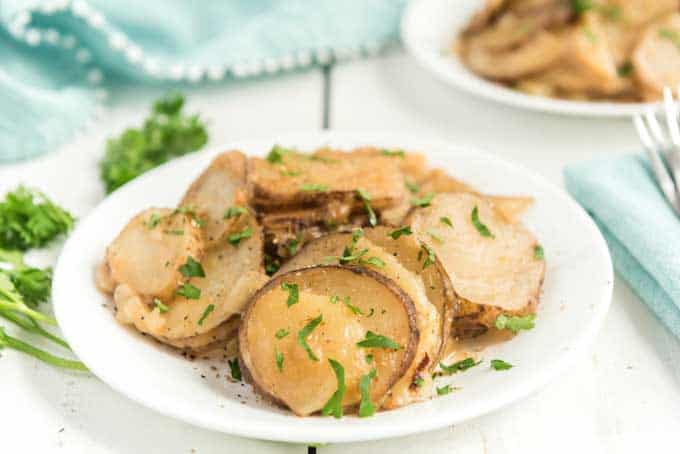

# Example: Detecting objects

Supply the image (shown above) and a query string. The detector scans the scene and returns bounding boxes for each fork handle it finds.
[668,149,680,189]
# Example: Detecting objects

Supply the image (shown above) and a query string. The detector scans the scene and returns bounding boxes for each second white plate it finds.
[52,132,613,443]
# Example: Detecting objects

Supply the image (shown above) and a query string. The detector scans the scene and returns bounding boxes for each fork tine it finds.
[633,114,680,215]
[644,109,666,144]
[663,87,680,145]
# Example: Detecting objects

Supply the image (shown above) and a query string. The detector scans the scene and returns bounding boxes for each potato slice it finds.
[180,151,248,247]
[279,232,442,409]
[406,193,545,338]
[156,315,241,351]
[113,219,268,341]
[239,266,418,416]
[106,208,204,301]
[633,13,680,101]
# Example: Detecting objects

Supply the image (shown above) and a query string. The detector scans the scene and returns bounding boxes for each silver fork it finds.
[633,86,680,216]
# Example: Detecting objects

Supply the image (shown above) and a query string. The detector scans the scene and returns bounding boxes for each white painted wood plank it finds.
[0,70,322,454]
[328,53,680,453]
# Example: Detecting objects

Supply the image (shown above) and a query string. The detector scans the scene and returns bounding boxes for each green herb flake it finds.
[360,256,385,269]
[440,216,453,228]
[224,206,247,219]
[659,28,680,50]
[264,254,281,276]
[197,304,215,326]
[358,368,377,417]
[418,243,436,269]
[164,229,184,236]
[146,213,161,229]
[388,226,412,239]
[437,385,453,395]
[275,328,290,339]
[356,331,401,350]
[300,183,329,192]
[330,295,339,304]
[280,169,301,177]
[287,238,300,256]
[365,354,374,364]
[471,206,494,238]
[381,149,405,158]
[617,61,633,77]
[439,357,481,375]
[153,298,169,313]
[266,145,291,164]
[534,244,544,260]
[179,256,205,278]
[228,358,242,381]
[357,189,377,227]
[412,193,435,208]
[228,226,252,246]
[297,314,323,361]
[321,359,346,419]
[414,377,425,388]
[494,314,536,333]
[571,0,593,14]
[583,27,598,44]
[275,349,284,372]
[343,296,364,316]
[176,283,201,299]
[281,282,299,307]
[405,181,420,194]
[490,359,514,371]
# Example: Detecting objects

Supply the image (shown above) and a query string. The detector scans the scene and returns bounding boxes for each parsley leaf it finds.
[179,256,205,278]
[146,213,161,228]
[281,282,299,307]
[405,181,420,194]
[300,183,329,192]
[198,304,215,325]
[264,254,281,276]
[358,368,377,417]
[388,226,412,239]
[287,237,300,256]
[571,0,593,14]
[228,226,252,246]
[381,149,405,158]
[659,28,680,50]
[534,245,544,260]
[418,243,436,269]
[440,216,453,227]
[494,314,535,333]
[436,385,453,395]
[490,359,513,370]
[266,145,291,164]
[356,331,401,350]
[275,349,284,372]
[176,283,201,299]
[100,92,208,193]
[360,256,385,268]
[321,359,346,419]
[343,296,363,315]
[224,206,247,219]
[471,206,494,238]
[357,189,377,227]
[275,328,290,339]
[228,358,242,381]
[330,295,339,304]
[297,314,323,361]
[414,377,425,387]
[153,298,169,313]
[411,193,434,208]
[439,357,481,375]
[0,186,74,251]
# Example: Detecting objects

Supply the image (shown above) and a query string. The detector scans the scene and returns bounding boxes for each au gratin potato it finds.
[96,145,545,418]
[459,0,680,102]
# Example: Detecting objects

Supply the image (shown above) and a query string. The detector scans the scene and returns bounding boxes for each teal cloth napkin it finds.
[565,154,680,339]
[0,0,407,163]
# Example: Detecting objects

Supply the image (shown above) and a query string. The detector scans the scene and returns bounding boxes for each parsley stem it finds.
[0,328,87,371]
[0,310,69,349]
[0,300,57,325]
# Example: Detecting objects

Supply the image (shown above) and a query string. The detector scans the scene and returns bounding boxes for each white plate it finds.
[52,132,613,443]
[401,0,661,117]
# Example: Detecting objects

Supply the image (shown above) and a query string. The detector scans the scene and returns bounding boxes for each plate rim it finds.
[52,131,614,443]
[400,0,662,118]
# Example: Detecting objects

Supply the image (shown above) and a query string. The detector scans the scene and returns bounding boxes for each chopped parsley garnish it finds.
[287,237,300,256]
[659,28,680,50]
[197,304,215,325]
[571,0,593,14]
[617,61,633,77]
[440,216,453,227]
[275,328,290,339]
[224,206,247,219]
[405,181,420,194]
[179,256,205,278]
[600,4,621,21]
[388,226,412,239]
[381,149,405,158]
[264,254,281,276]
[366,308,375,317]
[146,213,161,229]
[266,145,291,164]
[365,354,374,364]
[534,245,544,260]
[358,369,377,417]
[0,186,74,251]
[356,331,401,350]
[324,229,369,264]
[439,357,481,375]
[418,243,436,269]
[582,27,598,44]
[100,92,208,193]
[176,283,201,299]
[436,385,453,395]
[321,359,346,419]
[174,205,205,227]
[343,296,363,316]
[494,314,535,333]
[280,169,301,176]
[300,183,329,192]
[228,358,242,381]
[411,193,434,208]
[153,298,169,313]
[330,295,339,304]
[471,206,494,238]
[361,256,385,268]
[275,349,284,372]
[227,226,252,246]
[427,228,444,244]
[490,359,513,370]
[297,314,323,361]
[356,189,377,227]
[164,229,184,235]
[414,377,425,387]
[281,282,299,307]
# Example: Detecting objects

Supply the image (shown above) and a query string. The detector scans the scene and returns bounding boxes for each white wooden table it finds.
[2,51,680,454]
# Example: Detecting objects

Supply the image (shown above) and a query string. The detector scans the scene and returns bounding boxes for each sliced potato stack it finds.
[239,266,418,416]
[407,193,545,338]
[278,229,456,409]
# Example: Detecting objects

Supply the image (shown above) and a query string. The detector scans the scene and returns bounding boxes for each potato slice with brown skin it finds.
[278,233,441,409]
[106,208,204,301]
[180,151,248,247]
[406,193,545,338]
[239,266,418,416]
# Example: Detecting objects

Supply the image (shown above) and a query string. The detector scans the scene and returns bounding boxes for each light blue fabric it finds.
[0,0,407,162]
[565,154,680,339]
